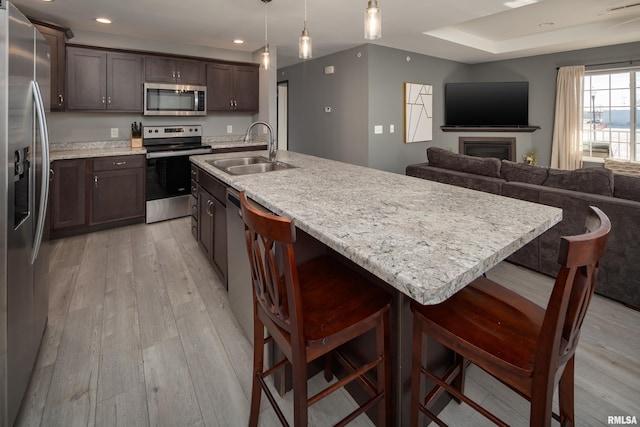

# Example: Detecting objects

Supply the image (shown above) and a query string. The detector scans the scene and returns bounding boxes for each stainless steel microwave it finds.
[143,82,207,116]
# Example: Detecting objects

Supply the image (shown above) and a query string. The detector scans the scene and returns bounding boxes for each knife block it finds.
[131,137,142,148]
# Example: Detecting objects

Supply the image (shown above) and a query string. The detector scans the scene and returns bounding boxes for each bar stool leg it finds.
[376,311,391,427]
[451,353,466,404]
[249,316,265,427]
[410,314,424,427]
[292,352,309,426]
[559,356,575,426]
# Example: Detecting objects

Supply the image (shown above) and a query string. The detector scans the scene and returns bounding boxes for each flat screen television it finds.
[445,82,529,127]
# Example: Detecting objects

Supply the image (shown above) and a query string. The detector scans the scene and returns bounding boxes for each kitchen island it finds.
[190,149,562,425]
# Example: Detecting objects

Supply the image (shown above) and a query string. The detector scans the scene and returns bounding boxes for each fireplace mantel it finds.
[441,126,540,133]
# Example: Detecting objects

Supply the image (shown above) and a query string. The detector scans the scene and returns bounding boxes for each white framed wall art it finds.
[404,82,433,143]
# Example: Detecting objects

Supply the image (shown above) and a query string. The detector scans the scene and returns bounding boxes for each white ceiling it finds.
[11,0,640,67]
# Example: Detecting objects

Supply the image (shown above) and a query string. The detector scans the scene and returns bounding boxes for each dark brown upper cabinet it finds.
[144,56,205,85]
[31,19,72,111]
[206,63,259,113]
[66,47,144,112]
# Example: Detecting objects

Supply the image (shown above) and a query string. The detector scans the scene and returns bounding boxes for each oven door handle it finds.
[146,148,213,159]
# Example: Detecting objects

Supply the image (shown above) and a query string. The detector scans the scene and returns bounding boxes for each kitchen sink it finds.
[206,156,297,175]
[206,156,269,169]
[226,161,297,175]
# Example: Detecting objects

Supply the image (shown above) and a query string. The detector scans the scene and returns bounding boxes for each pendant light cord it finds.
[264,1,268,44]
[304,0,308,29]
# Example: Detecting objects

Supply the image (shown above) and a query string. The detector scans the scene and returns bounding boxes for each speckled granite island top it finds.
[191,150,562,305]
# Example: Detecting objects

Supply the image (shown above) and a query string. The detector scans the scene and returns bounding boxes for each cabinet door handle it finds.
[113,161,127,166]
[206,199,214,216]
[229,100,233,108]
[172,71,176,79]
[191,169,197,177]
[234,100,238,108]
[58,94,64,106]
[49,169,54,182]
[177,71,181,80]
[192,185,197,193]
[107,96,112,105]
[101,96,106,106]
[94,176,98,188]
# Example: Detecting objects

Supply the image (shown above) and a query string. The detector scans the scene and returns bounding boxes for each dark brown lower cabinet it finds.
[194,165,227,284]
[51,158,86,230]
[50,155,145,239]
[91,155,145,224]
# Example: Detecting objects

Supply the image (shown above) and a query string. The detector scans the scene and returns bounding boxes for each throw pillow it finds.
[426,147,501,178]
[500,160,549,185]
[543,167,614,197]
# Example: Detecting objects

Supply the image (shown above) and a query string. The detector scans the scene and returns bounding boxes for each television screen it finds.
[445,82,529,127]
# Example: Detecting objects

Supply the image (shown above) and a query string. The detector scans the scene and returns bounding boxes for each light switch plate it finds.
[374,125,383,134]
[390,124,395,133]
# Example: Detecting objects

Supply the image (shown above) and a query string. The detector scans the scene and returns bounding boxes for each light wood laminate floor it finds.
[14,217,640,426]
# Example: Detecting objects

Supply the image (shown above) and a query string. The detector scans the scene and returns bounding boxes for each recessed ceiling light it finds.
[42,0,54,2]
[95,17,112,24]
[233,39,244,44]
[539,22,554,27]
[503,0,538,8]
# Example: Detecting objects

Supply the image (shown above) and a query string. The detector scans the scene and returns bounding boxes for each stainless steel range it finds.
[144,125,212,223]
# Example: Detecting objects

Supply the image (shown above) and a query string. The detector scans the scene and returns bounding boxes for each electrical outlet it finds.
[111,128,118,138]
[227,125,233,134]
[374,125,383,135]
[324,107,332,113]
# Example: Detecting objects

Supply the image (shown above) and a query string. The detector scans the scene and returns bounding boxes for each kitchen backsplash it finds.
[47,112,255,144]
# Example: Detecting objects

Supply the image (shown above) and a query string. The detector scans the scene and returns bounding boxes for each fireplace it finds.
[459,137,516,161]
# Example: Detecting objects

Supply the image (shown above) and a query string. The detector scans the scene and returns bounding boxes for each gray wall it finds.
[367,44,470,172]
[279,46,369,166]
[468,41,640,167]
[279,40,640,172]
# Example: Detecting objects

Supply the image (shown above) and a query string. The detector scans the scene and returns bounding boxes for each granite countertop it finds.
[190,150,562,305]
[49,139,267,161]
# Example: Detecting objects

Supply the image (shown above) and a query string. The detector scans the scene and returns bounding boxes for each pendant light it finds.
[298,0,312,59]
[364,0,381,40]
[261,0,272,70]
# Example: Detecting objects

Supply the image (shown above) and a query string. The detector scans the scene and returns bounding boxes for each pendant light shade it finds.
[261,0,272,70]
[262,44,271,70]
[364,0,381,40]
[298,0,312,59]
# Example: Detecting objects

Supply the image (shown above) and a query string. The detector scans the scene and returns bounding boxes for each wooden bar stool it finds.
[240,191,392,427]
[410,206,611,426]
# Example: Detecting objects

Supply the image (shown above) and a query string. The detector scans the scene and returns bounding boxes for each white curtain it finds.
[551,65,585,170]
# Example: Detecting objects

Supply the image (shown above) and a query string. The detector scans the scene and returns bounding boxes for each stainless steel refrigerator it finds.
[0,1,51,425]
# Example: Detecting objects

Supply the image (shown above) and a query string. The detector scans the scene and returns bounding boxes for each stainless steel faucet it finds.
[243,121,276,163]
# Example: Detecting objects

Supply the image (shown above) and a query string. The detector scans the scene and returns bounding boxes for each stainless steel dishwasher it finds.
[226,188,254,340]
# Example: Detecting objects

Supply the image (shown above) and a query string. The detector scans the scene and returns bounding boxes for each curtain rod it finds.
[557,59,640,70]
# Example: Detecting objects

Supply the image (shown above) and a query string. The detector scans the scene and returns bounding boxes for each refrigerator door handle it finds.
[30,80,50,265]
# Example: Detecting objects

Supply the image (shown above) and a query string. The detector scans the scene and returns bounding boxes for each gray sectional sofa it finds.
[406,147,640,310]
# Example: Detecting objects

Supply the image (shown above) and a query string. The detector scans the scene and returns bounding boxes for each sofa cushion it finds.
[500,160,549,185]
[614,173,640,202]
[543,167,614,197]
[407,164,504,195]
[427,147,501,178]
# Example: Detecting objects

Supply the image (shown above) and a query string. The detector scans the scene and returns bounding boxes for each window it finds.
[582,70,640,162]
